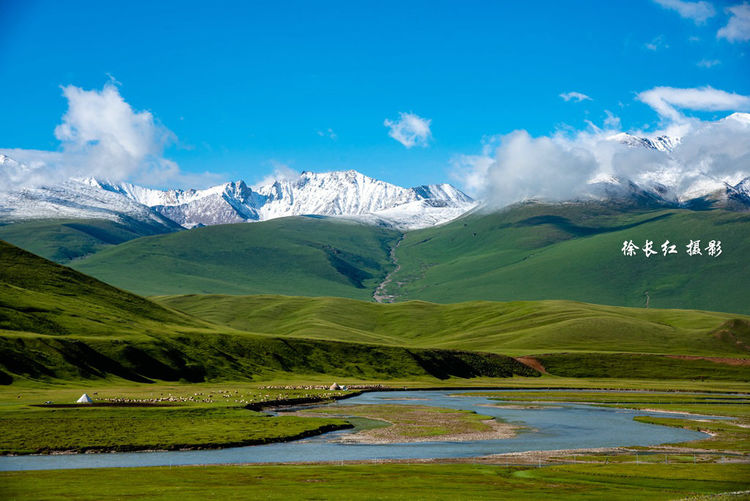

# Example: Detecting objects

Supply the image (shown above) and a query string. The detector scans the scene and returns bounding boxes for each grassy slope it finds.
[0,238,195,337]
[388,204,750,314]
[156,294,750,357]
[0,218,180,263]
[70,216,401,299]
[0,241,535,384]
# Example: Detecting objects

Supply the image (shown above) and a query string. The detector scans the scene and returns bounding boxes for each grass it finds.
[534,353,750,380]
[5,205,750,315]
[0,240,538,384]
[0,383,364,454]
[1,463,749,500]
[388,204,750,314]
[0,404,349,454]
[70,216,401,299]
[0,218,179,263]
[299,404,502,442]
[632,416,750,452]
[464,390,750,406]
[156,294,750,358]
[156,293,750,380]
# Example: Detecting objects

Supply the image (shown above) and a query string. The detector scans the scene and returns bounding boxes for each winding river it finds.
[0,389,713,471]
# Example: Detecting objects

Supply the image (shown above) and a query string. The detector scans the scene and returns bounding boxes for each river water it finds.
[0,389,713,471]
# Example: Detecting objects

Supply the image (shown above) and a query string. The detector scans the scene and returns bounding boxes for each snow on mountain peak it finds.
[606,132,681,152]
[0,163,475,230]
[722,112,750,126]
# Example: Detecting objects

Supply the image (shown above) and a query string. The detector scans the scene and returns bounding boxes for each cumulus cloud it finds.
[653,0,716,23]
[718,3,750,42]
[0,82,214,191]
[636,86,750,123]
[384,112,432,148]
[452,87,750,209]
[452,131,599,207]
[560,92,592,102]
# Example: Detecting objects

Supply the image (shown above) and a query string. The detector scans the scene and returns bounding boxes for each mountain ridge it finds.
[0,163,476,231]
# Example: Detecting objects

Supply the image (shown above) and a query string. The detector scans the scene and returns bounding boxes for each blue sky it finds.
[1,0,748,190]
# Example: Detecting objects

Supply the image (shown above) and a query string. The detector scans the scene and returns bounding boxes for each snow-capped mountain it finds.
[600,122,750,208]
[606,132,680,152]
[0,161,180,233]
[1,164,477,230]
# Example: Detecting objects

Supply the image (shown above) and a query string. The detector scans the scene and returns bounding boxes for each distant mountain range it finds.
[0,165,476,230]
[1,113,749,231]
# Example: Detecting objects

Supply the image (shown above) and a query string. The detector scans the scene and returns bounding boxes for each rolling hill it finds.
[57,203,750,315]
[385,203,750,314]
[0,240,534,384]
[156,294,750,358]
[70,216,401,298]
[0,218,180,263]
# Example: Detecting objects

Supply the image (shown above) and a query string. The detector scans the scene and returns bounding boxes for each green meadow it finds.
[156,293,750,357]
[70,216,401,299]
[5,205,742,315]
[2,463,749,500]
[388,205,750,313]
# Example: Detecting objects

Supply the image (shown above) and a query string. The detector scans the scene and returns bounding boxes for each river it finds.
[0,389,713,471]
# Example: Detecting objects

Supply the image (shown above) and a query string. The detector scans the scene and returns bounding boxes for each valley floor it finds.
[2,461,750,500]
[1,377,749,500]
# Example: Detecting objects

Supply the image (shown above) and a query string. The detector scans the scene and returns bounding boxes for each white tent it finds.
[76,393,93,404]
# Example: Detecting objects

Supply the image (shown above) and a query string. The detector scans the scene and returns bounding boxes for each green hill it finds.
[386,204,750,314]
[0,241,533,384]
[39,204,748,314]
[156,294,750,358]
[71,216,400,299]
[0,218,180,263]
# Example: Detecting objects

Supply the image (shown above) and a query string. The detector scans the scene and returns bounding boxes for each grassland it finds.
[298,404,510,443]
[388,204,750,314]
[2,463,749,500]
[0,239,541,385]
[3,206,732,315]
[0,405,350,454]
[0,218,179,263]
[157,294,750,357]
[71,216,401,299]
[157,293,750,380]
[633,416,750,453]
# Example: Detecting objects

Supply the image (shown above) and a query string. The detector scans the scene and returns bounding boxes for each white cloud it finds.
[697,58,721,67]
[644,35,669,51]
[636,86,750,122]
[53,83,174,178]
[317,128,337,140]
[604,110,622,129]
[653,0,716,23]
[452,131,599,208]
[384,112,432,148]
[0,82,213,190]
[452,86,750,209]
[252,162,301,189]
[560,92,592,102]
[718,3,750,42]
